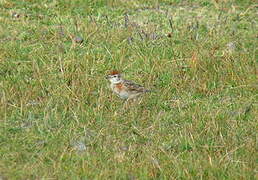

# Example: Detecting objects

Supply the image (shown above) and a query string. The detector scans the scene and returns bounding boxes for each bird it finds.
[105,70,151,100]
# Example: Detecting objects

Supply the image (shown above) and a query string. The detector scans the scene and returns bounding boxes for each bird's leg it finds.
[123,98,132,110]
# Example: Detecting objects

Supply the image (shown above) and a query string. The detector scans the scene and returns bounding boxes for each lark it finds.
[106,70,151,100]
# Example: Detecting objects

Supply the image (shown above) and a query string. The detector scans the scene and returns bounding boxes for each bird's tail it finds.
[144,89,155,93]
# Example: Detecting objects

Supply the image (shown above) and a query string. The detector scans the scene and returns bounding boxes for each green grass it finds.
[0,0,257,179]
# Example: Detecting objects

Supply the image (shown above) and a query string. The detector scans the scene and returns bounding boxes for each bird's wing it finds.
[123,80,149,93]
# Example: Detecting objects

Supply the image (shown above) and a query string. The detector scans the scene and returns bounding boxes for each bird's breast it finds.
[115,83,124,92]
[111,83,129,99]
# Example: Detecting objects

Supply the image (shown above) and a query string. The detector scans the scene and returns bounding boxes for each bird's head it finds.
[105,70,122,84]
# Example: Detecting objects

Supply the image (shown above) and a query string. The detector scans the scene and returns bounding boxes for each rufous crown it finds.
[109,70,120,75]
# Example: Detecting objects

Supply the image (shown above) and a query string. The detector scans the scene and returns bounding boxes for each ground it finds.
[0,0,257,179]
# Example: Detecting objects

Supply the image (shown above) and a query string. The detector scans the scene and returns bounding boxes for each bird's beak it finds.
[105,75,110,79]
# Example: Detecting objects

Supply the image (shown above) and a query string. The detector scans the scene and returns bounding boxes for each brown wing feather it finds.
[123,80,150,93]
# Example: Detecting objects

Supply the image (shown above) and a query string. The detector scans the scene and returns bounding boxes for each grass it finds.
[0,0,257,179]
